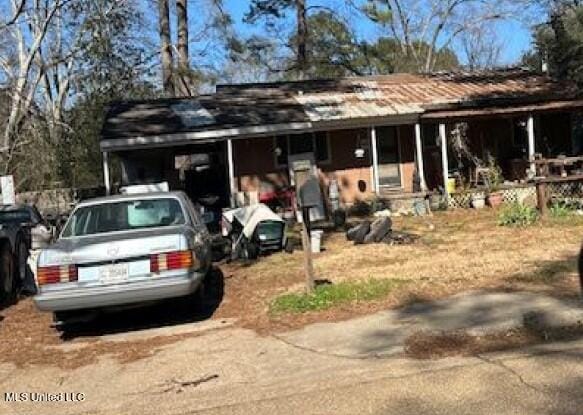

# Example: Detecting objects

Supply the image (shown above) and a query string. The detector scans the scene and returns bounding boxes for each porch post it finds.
[226,138,236,207]
[527,114,536,176]
[439,123,449,201]
[414,123,427,192]
[371,126,380,195]
[102,151,111,195]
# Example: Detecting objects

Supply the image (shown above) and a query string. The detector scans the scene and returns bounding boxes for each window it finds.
[274,132,331,167]
[422,124,439,148]
[61,198,185,237]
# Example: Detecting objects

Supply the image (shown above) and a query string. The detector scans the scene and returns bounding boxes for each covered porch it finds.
[418,103,583,208]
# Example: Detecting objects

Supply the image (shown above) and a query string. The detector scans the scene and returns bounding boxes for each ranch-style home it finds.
[100,69,583,214]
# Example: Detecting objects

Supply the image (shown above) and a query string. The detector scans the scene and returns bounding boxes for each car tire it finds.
[0,242,15,304]
[200,268,224,308]
[14,237,28,290]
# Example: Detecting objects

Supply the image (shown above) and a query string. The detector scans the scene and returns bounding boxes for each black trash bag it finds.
[364,216,392,243]
[346,221,371,244]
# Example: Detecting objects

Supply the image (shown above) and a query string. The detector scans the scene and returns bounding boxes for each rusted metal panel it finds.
[101,69,580,149]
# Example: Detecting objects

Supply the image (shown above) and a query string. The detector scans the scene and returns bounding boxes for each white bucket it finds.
[311,230,323,253]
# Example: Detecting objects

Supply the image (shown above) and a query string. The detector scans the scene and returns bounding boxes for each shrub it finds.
[549,202,573,218]
[497,203,539,227]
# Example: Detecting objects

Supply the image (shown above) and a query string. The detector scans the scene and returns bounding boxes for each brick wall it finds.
[233,125,417,205]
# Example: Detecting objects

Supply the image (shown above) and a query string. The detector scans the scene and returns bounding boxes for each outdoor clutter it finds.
[346,217,416,245]
[221,203,287,260]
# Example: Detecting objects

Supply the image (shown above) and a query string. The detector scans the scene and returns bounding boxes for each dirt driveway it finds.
[1,209,582,369]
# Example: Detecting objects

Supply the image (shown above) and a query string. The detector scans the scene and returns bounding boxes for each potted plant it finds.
[471,191,486,209]
[485,155,504,208]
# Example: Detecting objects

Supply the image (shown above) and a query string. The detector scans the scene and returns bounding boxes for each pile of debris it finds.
[346,217,416,245]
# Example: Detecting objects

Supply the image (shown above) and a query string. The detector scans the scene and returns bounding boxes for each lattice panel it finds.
[448,191,477,209]
[448,187,537,209]
[548,181,583,208]
[501,186,537,206]
[548,182,583,199]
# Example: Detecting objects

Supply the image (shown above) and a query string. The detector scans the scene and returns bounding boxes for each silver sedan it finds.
[33,191,212,324]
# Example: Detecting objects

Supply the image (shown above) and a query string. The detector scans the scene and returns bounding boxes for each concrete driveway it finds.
[2,291,583,415]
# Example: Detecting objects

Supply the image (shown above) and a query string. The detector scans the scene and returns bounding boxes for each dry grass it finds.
[217,209,583,332]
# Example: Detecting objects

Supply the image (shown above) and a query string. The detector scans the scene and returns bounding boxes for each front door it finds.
[377,126,401,188]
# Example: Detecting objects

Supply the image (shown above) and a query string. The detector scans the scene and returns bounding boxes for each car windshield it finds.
[0,209,31,224]
[61,198,185,237]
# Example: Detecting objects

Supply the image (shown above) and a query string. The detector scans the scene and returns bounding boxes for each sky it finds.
[223,0,538,67]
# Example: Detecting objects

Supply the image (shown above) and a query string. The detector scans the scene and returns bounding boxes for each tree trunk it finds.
[176,0,191,96]
[296,0,308,79]
[158,0,175,96]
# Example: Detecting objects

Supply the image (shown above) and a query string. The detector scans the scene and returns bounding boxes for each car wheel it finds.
[198,268,224,309]
[16,238,35,295]
[15,238,28,286]
[0,242,14,304]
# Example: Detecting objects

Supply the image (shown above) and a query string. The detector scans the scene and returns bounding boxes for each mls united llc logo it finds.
[4,392,85,403]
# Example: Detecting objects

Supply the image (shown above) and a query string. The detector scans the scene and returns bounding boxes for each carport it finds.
[100,91,312,214]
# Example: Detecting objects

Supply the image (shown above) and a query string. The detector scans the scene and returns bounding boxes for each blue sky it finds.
[223,0,537,66]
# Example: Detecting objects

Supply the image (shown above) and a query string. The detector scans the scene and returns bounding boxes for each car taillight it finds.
[37,265,78,285]
[150,250,196,273]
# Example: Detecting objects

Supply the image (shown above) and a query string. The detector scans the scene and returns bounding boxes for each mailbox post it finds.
[295,162,320,293]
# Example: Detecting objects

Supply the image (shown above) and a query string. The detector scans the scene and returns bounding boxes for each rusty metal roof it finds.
[101,69,579,148]
[249,70,575,121]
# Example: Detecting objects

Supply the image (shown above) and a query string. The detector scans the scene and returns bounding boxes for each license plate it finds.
[99,263,129,284]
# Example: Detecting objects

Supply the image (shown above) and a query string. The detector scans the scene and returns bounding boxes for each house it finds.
[100,69,583,213]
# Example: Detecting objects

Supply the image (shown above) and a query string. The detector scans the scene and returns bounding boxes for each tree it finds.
[301,11,363,77]
[0,0,151,190]
[2,0,65,156]
[176,0,191,96]
[360,0,517,73]
[520,1,583,84]
[245,0,310,78]
[58,3,155,189]
[158,0,175,96]
[365,37,459,73]
[459,23,503,70]
[156,0,235,95]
